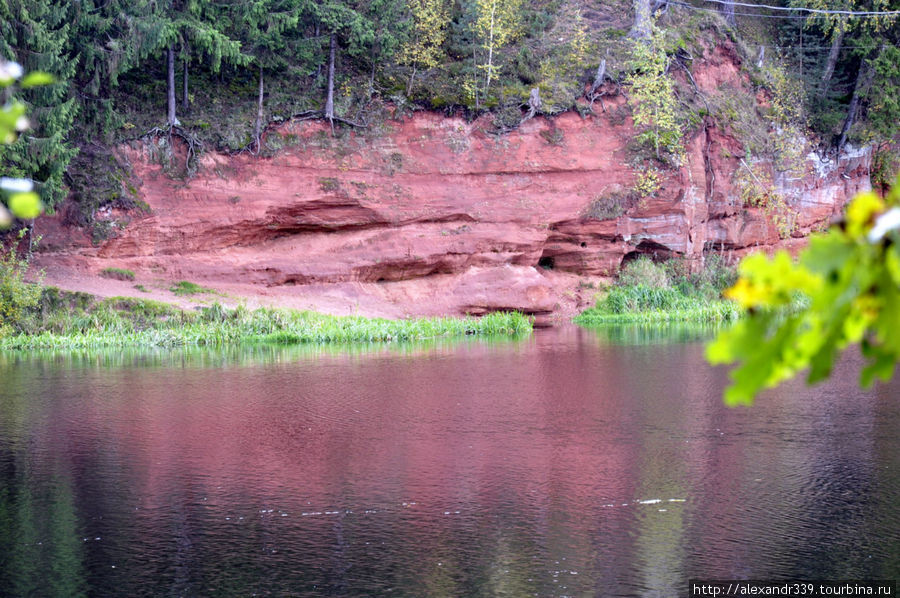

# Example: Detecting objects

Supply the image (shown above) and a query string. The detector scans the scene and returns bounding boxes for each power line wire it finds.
[669,0,900,19]
[695,0,900,16]
[668,1,826,19]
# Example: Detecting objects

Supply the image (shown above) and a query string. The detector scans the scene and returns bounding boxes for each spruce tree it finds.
[0,0,78,209]
[314,1,376,125]
[131,0,248,126]
[228,0,309,150]
[68,0,158,138]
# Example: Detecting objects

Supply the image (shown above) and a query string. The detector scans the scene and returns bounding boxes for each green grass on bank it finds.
[574,284,741,324]
[0,291,532,350]
[170,280,218,296]
[100,267,135,281]
[575,256,742,325]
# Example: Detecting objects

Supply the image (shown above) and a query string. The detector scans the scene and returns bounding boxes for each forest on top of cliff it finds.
[2,0,900,229]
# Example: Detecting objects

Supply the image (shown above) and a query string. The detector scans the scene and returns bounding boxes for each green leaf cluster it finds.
[471,0,524,101]
[0,58,55,224]
[707,182,900,405]
[0,248,42,338]
[627,27,683,164]
[399,0,450,94]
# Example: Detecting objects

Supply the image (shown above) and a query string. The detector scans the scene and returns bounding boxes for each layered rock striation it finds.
[36,44,871,321]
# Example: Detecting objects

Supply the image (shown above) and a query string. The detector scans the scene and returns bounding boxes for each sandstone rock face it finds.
[35,45,871,321]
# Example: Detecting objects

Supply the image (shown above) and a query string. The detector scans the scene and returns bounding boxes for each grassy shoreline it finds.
[574,256,742,325]
[574,301,741,324]
[0,289,532,350]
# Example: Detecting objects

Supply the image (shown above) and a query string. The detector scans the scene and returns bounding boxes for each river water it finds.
[0,325,898,597]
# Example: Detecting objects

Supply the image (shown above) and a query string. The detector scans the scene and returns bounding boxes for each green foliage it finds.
[765,63,806,177]
[400,0,450,94]
[603,285,685,312]
[866,45,900,142]
[100,267,135,281]
[0,59,57,224]
[318,177,341,192]
[576,287,740,324]
[577,256,741,324]
[471,0,524,102]
[617,256,669,289]
[230,1,305,71]
[687,254,740,295]
[632,168,661,200]
[871,145,900,190]
[627,27,683,164]
[64,145,141,240]
[577,255,740,324]
[170,280,216,296]
[709,55,808,240]
[0,249,42,337]
[539,127,564,146]
[707,182,900,405]
[0,0,78,210]
[734,157,797,239]
[533,8,594,114]
[0,292,532,349]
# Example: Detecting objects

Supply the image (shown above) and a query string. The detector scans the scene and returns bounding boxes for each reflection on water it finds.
[584,321,729,345]
[0,327,898,597]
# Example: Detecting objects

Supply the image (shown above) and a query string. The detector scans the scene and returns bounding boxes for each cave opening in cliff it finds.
[538,256,555,270]
[621,240,674,267]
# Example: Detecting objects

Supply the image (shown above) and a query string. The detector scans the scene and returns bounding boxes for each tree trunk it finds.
[255,65,265,152]
[630,0,652,40]
[722,1,735,27]
[838,53,879,155]
[369,51,376,100]
[407,63,417,97]
[182,58,189,111]
[484,2,497,96]
[325,33,336,130]
[167,46,177,127]
[819,21,845,99]
[524,87,541,120]
[472,50,480,109]
[314,23,322,80]
[590,59,607,96]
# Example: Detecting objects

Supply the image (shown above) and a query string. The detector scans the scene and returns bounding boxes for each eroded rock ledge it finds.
[35,46,871,322]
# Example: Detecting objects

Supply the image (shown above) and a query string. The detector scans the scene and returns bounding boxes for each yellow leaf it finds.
[846,191,884,239]
[8,192,41,219]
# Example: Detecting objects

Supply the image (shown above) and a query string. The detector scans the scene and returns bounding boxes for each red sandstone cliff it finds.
[34,44,871,322]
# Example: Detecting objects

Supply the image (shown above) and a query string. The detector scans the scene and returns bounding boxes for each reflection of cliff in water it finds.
[0,327,897,596]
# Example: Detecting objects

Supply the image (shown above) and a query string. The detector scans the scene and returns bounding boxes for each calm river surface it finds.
[0,325,898,597]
